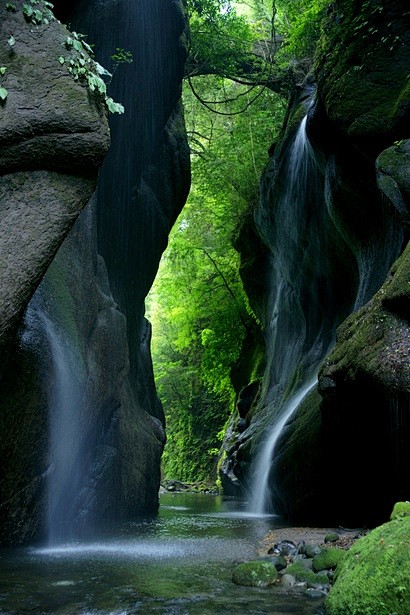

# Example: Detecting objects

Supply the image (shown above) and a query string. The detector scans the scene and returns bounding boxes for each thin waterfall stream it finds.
[250,111,328,515]
[250,375,318,515]
[24,289,86,545]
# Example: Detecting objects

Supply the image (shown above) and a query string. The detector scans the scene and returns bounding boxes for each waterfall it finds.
[249,106,346,514]
[250,375,318,515]
[24,290,86,545]
[249,102,404,515]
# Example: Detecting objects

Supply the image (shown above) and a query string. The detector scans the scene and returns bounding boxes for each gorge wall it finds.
[222,0,409,527]
[0,0,190,545]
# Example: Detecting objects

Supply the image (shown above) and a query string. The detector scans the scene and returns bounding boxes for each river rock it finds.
[324,533,340,544]
[267,555,287,571]
[270,540,298,557]
[232,561,278,588]
[304,544,322,558]
[390,501,410,520]
[312,548,345,572]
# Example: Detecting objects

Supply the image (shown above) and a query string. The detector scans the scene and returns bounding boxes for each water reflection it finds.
[0,494,325,615]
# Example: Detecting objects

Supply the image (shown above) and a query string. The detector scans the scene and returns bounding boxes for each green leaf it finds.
[0,67,7,76]
[72,39,83,52]
[7,35,15,47]
[0,87,8,102]
[105,97,124,114]
[58,56,65,65]
[6,3,17,11]
[22,4,33,17]
[94,61,111,77]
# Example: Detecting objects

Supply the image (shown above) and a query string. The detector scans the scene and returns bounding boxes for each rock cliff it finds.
[222,0,409,526]
[0,0,190,545]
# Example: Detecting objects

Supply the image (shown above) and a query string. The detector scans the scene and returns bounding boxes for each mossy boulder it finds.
[315,0,410,143]
[390,502,410,521]
[232,561,278,587]
[312,548,345,572]
[285,562,328,587]
[325,517,410,615]
[376,140,410,227]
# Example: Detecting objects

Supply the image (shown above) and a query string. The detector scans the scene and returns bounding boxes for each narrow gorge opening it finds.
[0,0,409,613]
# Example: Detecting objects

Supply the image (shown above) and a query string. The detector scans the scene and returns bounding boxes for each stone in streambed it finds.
[266,555,287,571]
[285,562,329,589]
[324,533,340,544]
[304,544,322,558]
[312,548,346,572]
[232,561,278,587]
[269,540,298,557]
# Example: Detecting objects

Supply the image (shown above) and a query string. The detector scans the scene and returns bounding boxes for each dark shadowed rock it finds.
[0,0,190,545]
[0,1,109,369]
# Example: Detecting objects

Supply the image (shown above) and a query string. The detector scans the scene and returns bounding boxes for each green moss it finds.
[312,548,345,572]
[285,562,328,586]
[321,241,410,392]
[325,517,410,615]
[314,0,410,138]
[232,561,278,587]
[390,501,410,521]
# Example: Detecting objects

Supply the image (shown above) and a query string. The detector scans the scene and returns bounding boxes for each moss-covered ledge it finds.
[314,0,410,146]
[319,241,410,392]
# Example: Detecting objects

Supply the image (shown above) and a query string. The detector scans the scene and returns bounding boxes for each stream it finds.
[0,493,325,614]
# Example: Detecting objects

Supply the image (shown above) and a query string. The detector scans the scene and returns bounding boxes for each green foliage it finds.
[187,1,256,78]
[274,0,330,62]
[62,31,125,114]
[148,74,284,482]
[111,47,133,65]
[22,0,54,25]
[186,0,331,88]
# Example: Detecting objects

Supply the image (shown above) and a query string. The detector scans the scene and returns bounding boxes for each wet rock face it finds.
[319,243,410,525]
[222,0,409,526]
[0,0,190,545]
[376,140,410,227]
[0,1,109,366]
[315,0,410,144]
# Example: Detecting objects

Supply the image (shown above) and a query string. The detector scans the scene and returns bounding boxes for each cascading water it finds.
[251,376,318,515]
[250,111,329,514]
[249,99,404,515]
[24,290,86,545]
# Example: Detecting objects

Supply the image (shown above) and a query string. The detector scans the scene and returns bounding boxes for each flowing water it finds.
[0,493,326,615]
[250,376,318,515]
[250,112,328,514]
[249,100,404,514]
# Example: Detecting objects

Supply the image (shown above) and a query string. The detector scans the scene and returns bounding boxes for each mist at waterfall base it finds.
[248,103,404,516]
[0,493,326,615]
